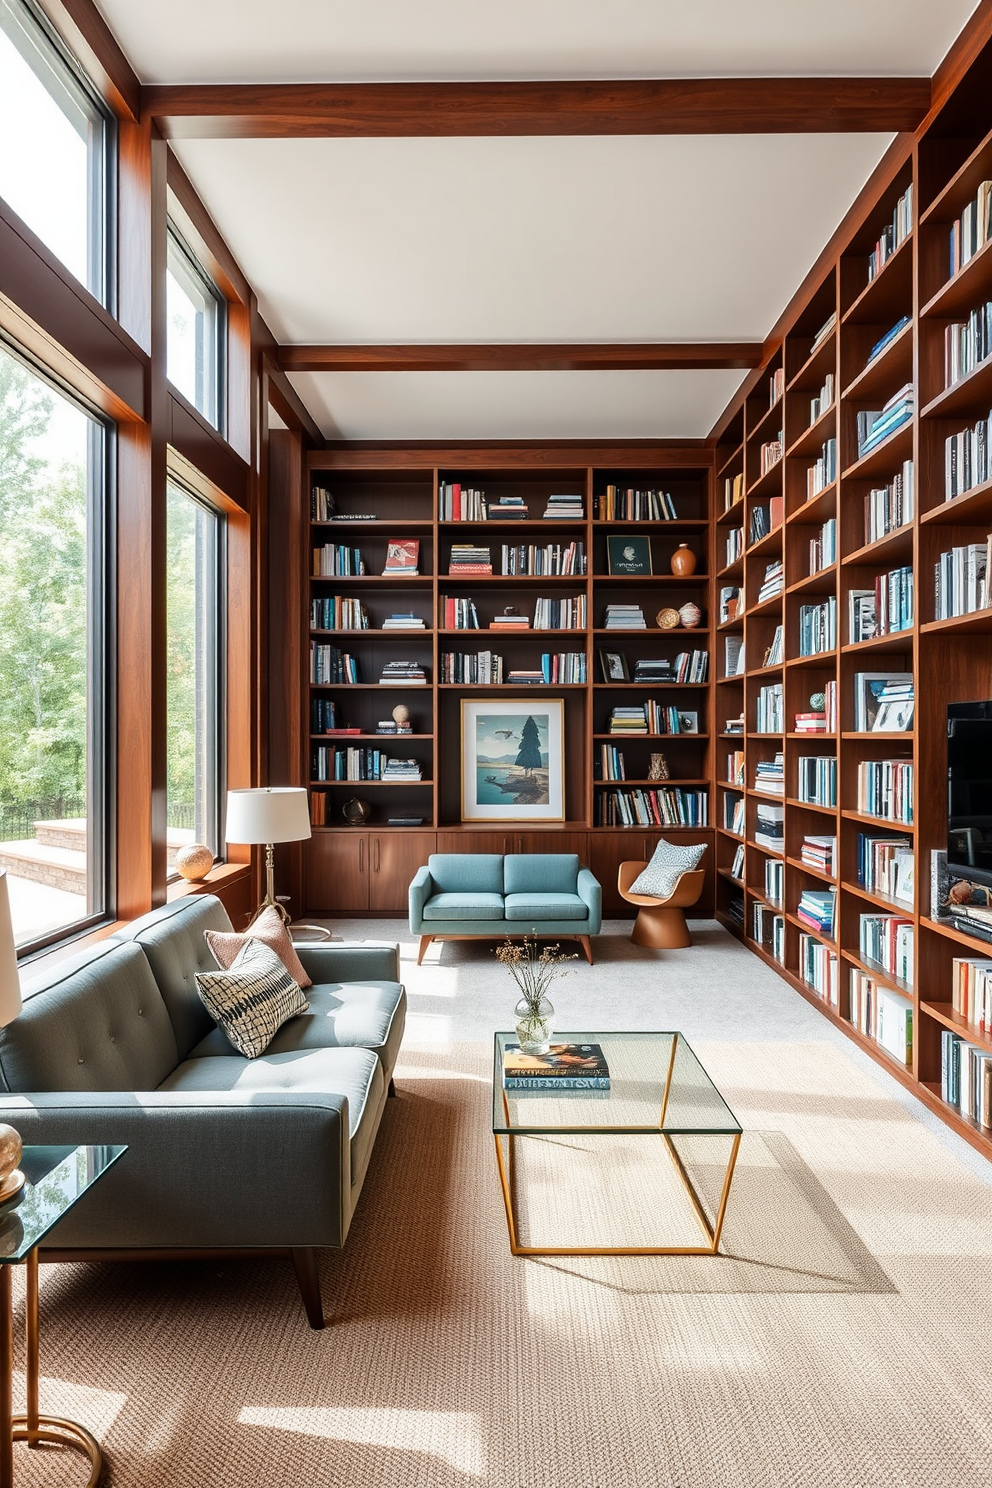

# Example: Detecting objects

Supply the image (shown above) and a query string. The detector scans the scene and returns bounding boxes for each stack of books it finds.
[809,519,836,575]
[382,540,420,575]
[949,180,992,278]
[809,374,834,425]
[378,660,427,686]
[723,473,744,511]
[598,743,627,781]
[487,495,529,518]
[951,957,992,1031]
[608,706,649,735]
[506,668,546,685]
[753,903,786,963]
[757,560,784,602]
[726,750,745,786]
[489,610,530,631]
[376,717,413,735]
[311,698,339,732]
[756,682,783,734]
[795,710,827,734]
[448,543,492,575]
[603,603,646,630]
[543,493,584,519]
[724,635,744,677]
[857,384,915,460]
[382,612,426,630]
[754,753,784,795]
[726,528,744,565]
[381,758,423,781]
[760,439,783,475]
[801,835,837,876]
[797,889,836,937]
[725,795,745,835]
[719,585,740,624]
[596,787,707,828]
[439,482,486,520]
[725,713,745,735]
[754,802,785,852]
[502,1043,611,1091]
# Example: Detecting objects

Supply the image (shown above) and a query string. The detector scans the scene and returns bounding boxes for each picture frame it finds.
[677,711,699,734]
[460,699,565,821]
[598,650,630,682]
[606,535,652,576]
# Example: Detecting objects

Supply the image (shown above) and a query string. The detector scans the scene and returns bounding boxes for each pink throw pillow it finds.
[204,904,313,988]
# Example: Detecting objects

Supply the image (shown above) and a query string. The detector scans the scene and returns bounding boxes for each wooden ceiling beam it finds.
[144,77,930,140]
[279,343,763,374]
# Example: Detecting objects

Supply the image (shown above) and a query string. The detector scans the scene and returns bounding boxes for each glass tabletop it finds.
[493,1032,741,1136]
[0,1145,126,1263]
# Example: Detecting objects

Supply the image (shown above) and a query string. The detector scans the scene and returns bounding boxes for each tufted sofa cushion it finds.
[0,940,179,1093]
[116,895,235,1058]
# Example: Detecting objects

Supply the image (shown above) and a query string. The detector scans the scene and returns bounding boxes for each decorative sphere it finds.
[392,704,410,726]
[809,691,826,712]
[678,601,702,630]
[342,797,371,826]
[0,1126,22,1184]
[175,843,214,882]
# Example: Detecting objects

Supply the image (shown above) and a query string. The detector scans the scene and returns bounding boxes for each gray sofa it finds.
[409,852,602,964]
[0,894,406,1328]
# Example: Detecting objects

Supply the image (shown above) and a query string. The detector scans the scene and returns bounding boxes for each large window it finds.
[166,481,223,869]
[167,226,225,430]
[0,341,109,949]
[0,0,112,302]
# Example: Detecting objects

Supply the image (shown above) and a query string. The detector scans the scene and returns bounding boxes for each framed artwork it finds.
[677,711,699,734]
[460,700,565,821]
[598,650,630,682]
[607,535,652,576]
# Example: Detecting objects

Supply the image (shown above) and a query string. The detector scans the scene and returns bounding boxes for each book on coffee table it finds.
[503,1042,611,1090]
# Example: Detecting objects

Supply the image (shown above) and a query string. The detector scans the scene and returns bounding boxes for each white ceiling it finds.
[96,0,977,84]
[288,368,749,441]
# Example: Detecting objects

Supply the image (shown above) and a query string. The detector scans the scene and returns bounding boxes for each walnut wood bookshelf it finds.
[712,37,992,1163]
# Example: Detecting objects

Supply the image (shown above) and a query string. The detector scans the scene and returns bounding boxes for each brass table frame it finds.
[493,1031,742,1257]
[0,1250,102,1487]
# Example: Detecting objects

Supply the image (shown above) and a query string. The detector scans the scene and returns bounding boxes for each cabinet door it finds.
[436,831,514,855]
[587,833,649,917]
[369,832,437,914]
[511,831,588,859]
[305,832,368,914]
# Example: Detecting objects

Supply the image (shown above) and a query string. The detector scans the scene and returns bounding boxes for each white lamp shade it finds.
[226,788,312,846]
[0,873,23,1028]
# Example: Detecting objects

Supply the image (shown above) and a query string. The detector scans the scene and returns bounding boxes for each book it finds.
[503,1042,611,1090]
[382,539,420,575]
[606,535,652,576]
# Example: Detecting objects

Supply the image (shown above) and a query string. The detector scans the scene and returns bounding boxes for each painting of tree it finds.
[514,715,543,775]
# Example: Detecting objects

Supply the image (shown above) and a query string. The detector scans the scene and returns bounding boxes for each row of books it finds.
[951,956,992,1032]
[310,484,337,521]
[730,843,745,879]
[310,747,423,782]
[755,682,783,734]
[942,1032,992,1127]
[725,527,744,566]
[310,596,369,630]
[797,888,835,937]
[496,541,586,576]
[806,438,837,498]
[800,934,839,1006]
[594,788,708,828]
[439,483,488,521]
[310,642,359,684]
[865,462,914,546]
[799,597,837,656]
[598,744,630,782]
[860,913,914,984]
[754,752,784,795]
[765,858,784,905]
[760,438,783,475]
[724,634,744,677]
[934,538,991,619]
[809,373,834,427]
[725,749,745,787]
[763,626,782,667]
[724,793,745,836]
[313,544,366,577]
[438,596,588,630]
[600,651,708,685]
[944,409,992,499]
[850,566,914,641]
[534,596,587,630]
[857,832,914,905]
[753,902,785,963]
[944,299,992,388]
[442,489,584,522]
[850,973,913,1065]
[797,754,836,808]
[439,650,504,685]
[854,673,914,733]
[857,759,914,824]
[857,384,914,461]
[594,487,677,521]
[770,367,785,405]
[607,703,696,735]
[750,499,783,544]
[719,585,740,625]
[868,183,912,282]
[949,179,992,280]
[801,834,836,876]
[809,518,836,575]
[723,473,744,512]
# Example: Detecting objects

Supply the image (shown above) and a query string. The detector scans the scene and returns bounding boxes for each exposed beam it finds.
[38,0,142,123]
[278,343,763,374]
[144,77,930,140]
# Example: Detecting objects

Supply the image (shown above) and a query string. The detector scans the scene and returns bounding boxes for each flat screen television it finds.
[947,701,992,888]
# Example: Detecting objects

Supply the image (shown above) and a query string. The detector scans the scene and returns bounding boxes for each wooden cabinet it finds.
[307,830,435,915]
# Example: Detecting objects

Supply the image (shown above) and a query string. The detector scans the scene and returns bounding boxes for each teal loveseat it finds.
[409,853,602,965]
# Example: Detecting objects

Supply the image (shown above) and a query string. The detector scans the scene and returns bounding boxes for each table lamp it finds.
[225,787,311,922]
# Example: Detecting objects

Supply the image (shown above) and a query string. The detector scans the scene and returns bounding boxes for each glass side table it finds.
[0,1145,126,1487]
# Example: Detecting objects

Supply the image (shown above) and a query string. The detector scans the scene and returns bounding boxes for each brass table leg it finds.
[9,1250,104,1485]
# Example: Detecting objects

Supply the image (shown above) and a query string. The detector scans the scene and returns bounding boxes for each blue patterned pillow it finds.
[195,937,308,1059]
[629,839,706,899]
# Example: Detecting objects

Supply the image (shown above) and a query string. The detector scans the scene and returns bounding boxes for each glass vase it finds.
[514,995,554,1056]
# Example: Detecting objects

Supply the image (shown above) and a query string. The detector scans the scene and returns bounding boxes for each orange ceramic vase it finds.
[670,543,697,577]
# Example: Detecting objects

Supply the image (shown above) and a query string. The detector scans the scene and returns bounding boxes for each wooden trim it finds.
[0,201,146,419]
[165,153,251,308]
[144,77,931,140]
[279,343,763,374]
[930,0,992,117]
[309,439,711,469]
[167,391,252,512]
[35,0,141,123]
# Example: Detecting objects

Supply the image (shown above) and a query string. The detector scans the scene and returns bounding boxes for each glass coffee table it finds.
[0,1144,126,1487]
[492,1032,741,1256]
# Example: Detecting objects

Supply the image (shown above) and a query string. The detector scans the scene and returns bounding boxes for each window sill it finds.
[167,862,251,902]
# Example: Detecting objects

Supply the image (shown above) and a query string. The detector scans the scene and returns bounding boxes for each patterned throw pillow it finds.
[204,904,313,988]
[629,838,707,899]
[195,937,309,1059]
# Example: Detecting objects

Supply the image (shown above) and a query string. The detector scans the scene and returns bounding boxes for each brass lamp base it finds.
[12,1415,102,1485]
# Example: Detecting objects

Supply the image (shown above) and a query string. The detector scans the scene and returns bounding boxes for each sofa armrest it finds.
[576,867,603,933]
[295,941,400,985]
[409,866,434,932]
[2,1090,351,1249]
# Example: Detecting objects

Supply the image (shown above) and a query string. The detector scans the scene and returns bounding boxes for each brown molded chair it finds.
[617,861,706,948]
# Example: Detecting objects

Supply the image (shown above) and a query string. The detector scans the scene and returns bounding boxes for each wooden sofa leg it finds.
[292,1247,325,1330]
[578,935,594,966]
[417,936,433,965]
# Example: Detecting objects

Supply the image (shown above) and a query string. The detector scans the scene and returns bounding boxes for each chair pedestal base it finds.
[631,905,692,950]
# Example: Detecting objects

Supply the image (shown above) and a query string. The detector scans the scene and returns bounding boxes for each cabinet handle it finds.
[374,838,380,873]
[359,838,364,873]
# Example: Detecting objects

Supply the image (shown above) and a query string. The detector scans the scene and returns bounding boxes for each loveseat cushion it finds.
[504,854,579,895]
[187,980,404,1073]
[157,1046,383,1184]
[422,892,505,921]
[504,892,588,921]
[0,940,179,1093]
[427,854,503,895]
[117,895,235,1059]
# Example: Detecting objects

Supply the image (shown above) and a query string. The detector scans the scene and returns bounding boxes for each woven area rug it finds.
[11,1018,992,1487]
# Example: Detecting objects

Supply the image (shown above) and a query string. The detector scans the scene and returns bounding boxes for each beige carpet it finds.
[10,1028,992,1487]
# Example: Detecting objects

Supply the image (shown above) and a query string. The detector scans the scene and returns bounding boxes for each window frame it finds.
[0,0,116,309]
[166,221,227,436]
